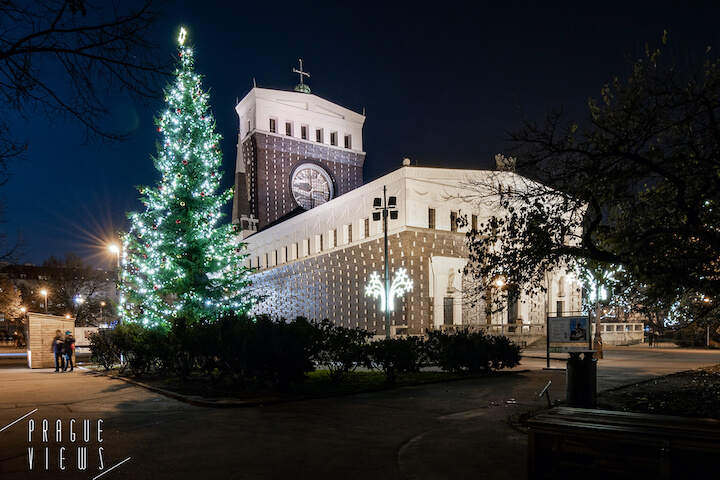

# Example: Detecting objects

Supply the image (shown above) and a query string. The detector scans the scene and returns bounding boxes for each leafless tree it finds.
[0,1,169,259]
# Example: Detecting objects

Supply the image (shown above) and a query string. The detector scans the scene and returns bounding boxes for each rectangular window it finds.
[316,128,323,143]
[269,118,276,133]
[344,134,352,149]
[450,211,458,232]
[330,131,338,146]
[301,125,308,140]
[319,234,324,252]
[428,208,436,229]
[364,218,370,237]
[333,229,338,248]
[292,242,299,260]
[285,122,292,136]
[556,301,564,316]
[471,214,478,231]
[348,224,353,243]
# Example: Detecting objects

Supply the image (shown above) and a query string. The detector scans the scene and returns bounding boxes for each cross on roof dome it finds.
[293,59,311,93]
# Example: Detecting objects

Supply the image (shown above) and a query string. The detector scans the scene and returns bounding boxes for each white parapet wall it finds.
[591,322,645,346]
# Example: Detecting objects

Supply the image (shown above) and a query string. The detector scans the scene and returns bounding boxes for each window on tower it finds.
[451,211,458,232]
[330,131,338,146]
[316,128,323,143]
[344,134,352,149]
[301,125,308,140]
[285,122,292,136]
[269,118,277,133]
[428,208,436,229]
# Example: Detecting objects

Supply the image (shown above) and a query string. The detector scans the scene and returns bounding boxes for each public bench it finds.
[527,406,720,480]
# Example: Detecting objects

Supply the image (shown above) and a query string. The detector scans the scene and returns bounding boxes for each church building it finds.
[232,68,579,341]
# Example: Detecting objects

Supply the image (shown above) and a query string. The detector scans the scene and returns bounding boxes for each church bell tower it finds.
[232,60,366,235]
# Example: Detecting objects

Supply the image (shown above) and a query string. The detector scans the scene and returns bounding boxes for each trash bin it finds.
[566,351,597,408]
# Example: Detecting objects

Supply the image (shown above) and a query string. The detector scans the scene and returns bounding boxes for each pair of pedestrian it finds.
[50,330,76,372]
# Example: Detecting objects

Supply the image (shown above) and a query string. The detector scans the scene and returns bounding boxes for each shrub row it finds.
[90,316,522,387]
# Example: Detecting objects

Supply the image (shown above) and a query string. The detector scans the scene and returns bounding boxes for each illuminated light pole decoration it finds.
[365,268,413,313]
[370,186,402,338]
[119,27,253,327]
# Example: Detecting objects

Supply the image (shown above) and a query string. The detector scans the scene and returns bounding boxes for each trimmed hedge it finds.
[90,317,523,389]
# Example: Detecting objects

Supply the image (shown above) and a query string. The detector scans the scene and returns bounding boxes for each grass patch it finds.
[84,363,490,403]
[298,370,473,397]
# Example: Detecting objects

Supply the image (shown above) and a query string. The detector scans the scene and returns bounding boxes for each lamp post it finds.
[372,186,398,339]
[40,289,48,314]
[108,243,121,325]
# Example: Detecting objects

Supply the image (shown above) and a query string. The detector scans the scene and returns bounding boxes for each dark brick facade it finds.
[240,132,365,229]
[249,228,488,336]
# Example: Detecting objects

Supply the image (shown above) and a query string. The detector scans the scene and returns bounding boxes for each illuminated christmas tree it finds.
[120,28,252,327]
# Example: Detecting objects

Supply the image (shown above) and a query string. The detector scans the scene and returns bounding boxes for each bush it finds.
[214,315,317,388]
[89,323,170,375]
[425,328,522,372]
[364,337,424,384]
[89,329,120,371]
[313,319,372,382]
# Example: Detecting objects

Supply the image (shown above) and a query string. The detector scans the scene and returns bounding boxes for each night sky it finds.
[6,0,720,267]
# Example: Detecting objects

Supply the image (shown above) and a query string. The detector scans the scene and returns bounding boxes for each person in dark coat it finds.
[63,330,76,372]
[51,330,65,372]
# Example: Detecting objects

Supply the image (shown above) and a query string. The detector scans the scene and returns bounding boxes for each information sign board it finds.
[548,316,589,343]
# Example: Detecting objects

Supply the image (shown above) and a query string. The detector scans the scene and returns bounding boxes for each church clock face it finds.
[290,163,334,210]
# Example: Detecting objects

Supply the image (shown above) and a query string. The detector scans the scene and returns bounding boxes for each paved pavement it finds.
[1,345,719,479]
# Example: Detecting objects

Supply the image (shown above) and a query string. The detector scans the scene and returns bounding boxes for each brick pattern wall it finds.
[249,229,469,336]
[242,132,365,229]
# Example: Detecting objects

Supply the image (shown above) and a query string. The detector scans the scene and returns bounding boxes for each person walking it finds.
[51,330,65,372]
[63,330,76,372]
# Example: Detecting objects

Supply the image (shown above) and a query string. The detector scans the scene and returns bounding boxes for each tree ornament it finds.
[183,159,188,165]
[176,219,181,224]
[180,201,186,207]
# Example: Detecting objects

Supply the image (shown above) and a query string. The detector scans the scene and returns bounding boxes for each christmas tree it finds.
[120,28,252,327]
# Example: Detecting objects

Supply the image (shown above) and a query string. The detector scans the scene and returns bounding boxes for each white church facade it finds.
[232,76,580,341]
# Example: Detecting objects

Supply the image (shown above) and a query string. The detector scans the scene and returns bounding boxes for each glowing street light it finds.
[108,243,122,325]
[108,244,120,267]
[365,268,413,312]
[40,289,48,314]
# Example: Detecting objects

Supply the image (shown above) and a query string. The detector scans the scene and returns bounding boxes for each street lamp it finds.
[372,186,398,339]
[108,243,122,324]
[40,289,48,314]
[108,244,120,268]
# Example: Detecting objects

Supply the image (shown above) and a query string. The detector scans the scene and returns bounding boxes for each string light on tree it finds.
[119,27,253,327]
